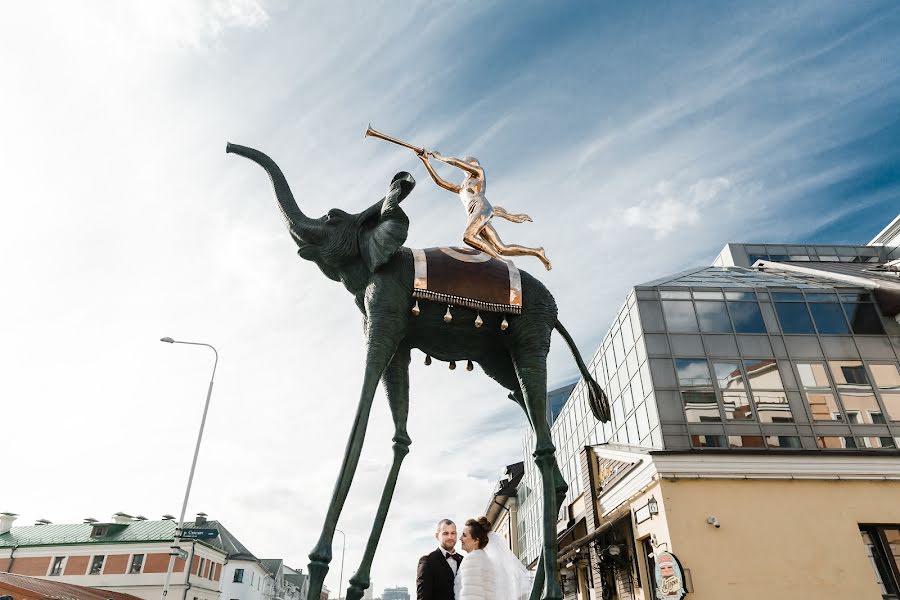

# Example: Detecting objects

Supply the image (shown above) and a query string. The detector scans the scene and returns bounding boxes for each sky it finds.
[2,0,899,595]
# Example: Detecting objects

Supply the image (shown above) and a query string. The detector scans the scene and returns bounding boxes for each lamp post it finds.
[334,528,346,600]
[159,337,219,600]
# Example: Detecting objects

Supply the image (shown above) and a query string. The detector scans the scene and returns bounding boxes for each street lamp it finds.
[159,337,219,600]
[334,528,347,600]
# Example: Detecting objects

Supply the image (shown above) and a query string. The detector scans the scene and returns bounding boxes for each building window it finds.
[797,363,843,422]
[843,302,885,335]
[860,526,900,598]
[713,361,753,421]
[808,302,850,334]
[744,359,792,423]
[198,558,205,576]
[870,363,900,421]
[773,302,815,334]
[727,301,767,333]
[676,358,719,423]
[765,435,802,449]
[50,557,64,576]
[90,555,105,575]
[830,361,881,424]
[130,554,144,574]
[662,300,699,332]
[695,301,732,333]
[690,434,727,448]
[234,568,244,583]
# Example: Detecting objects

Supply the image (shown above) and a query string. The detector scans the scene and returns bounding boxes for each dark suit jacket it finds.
[417,548,461,600]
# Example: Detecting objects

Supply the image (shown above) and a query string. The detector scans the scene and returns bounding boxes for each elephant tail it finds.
[554,319,610,422]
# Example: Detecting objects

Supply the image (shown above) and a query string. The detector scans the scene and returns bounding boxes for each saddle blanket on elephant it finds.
[410,247,523,314]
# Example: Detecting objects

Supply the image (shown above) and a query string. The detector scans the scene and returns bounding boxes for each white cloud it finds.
[622,177,733,239]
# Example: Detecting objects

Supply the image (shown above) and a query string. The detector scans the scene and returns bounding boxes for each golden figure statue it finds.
[365,125,551,270]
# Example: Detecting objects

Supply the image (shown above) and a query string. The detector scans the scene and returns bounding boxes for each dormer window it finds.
[91,525,109,538]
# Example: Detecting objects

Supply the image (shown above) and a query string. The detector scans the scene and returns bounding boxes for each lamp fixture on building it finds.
[647,496,659,517]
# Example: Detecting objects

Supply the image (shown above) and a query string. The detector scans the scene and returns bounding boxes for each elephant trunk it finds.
[226,142,318,233]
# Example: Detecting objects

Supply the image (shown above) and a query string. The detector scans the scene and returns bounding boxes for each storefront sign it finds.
[655,551,687,599]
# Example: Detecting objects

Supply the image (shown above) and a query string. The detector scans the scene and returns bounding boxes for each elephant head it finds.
[226,143,415,286]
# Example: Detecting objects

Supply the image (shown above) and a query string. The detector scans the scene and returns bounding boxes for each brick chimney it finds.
[195,512,208,526]
[0,512,17,535]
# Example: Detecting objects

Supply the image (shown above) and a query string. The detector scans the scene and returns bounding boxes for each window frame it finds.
[129,553,144,574]
[860,525,900,598]
[89,555,105,575]
[49,556,65,576]
[233,568,245,583]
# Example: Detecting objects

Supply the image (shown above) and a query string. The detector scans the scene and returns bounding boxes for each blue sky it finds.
[1,0,899,595]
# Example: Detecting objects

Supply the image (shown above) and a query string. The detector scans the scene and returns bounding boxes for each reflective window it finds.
[728,435,764,448]
[747,254,768,265]
[817,436,855,449]
[870,364,900,390]
[696,301,733,333]
[728,302,767,333]
[676,359,718,422]
[691,434,727,448]
[805,293,839,302]
[772,292,804,301]
[725,291,756,301]
[860,528,900,597]
[744,359,784,390]
[843,303,885,335]
[856,436,896,449]
[841,292,872,302]
[766,435,802,449]
[662,301,699,332]
[638,301,666,333]
[712,362,752,420]
[830,361,871,387]
[809,303,850,334]
[660,290,691,299]
[676,359,712,387]
[882,393,900,422]
[693,291,724,300]
[842,394,883,424]
[774,302,815,334]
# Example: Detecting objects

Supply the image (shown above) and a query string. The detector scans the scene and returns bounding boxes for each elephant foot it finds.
[346,585,366,600]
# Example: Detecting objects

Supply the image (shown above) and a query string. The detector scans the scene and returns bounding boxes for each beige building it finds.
[483,463,524,557]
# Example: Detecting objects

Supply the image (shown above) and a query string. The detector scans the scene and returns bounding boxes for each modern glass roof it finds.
[637,266,852,289]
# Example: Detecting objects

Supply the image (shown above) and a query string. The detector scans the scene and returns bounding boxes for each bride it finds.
[455,517,533,600]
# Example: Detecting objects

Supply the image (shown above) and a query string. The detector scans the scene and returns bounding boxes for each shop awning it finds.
[557,503,633,564]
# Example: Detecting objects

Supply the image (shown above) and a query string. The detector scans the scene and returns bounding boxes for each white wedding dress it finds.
[455,532,533,600]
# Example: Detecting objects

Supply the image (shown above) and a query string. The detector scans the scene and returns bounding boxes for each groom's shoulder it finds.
[419,548,441,563]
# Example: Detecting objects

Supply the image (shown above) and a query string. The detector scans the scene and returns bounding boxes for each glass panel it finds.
[660,290,692,299]
[713,362,744,389]
[728,435,765,448]
[805,293,839,302]
[861,530,893,596]
[638,301,666,333]
[682,391,720,422]
[747,254,768,265]
[691,434,727,448]
[817,436,855,449]
[886,529,900,574]
[829,361,872,387]
[809,303,850,334]
[725,291,756,300]
[744,359,784,389]
[842,393,882,424]
[856,436,896,449]
[722,391,754,420]
[766,435,802,449]
[881,392,900,421]
[675,359,712,387]
[806,392,843,421]
[774,302,815,334]
[728,302,767,333]
[843,303,885,335]
[870,364,900,390]
[693,291,724,300]
[841,292,872,302]
[696,301,733,333]
[772,292,803,301]
[753,391,793,423]
[797,363,830,388]
[662,301,699,332]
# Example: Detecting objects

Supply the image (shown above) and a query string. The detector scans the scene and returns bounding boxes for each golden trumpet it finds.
[365,124,425,155]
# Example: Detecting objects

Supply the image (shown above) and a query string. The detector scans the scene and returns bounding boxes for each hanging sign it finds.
[655,551,687,599]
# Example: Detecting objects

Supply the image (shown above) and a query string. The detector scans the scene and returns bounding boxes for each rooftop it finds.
[0,572,145,600]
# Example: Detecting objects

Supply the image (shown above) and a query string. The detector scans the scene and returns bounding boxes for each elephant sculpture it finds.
[226,143,610,600]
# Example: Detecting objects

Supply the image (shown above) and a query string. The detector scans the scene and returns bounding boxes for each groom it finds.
[416,519,462,600]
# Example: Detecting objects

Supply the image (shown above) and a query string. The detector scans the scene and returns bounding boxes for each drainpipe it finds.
[5,545,18,573]
[181,541,196,600]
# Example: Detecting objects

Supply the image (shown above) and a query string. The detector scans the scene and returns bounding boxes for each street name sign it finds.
[179,528,218,540]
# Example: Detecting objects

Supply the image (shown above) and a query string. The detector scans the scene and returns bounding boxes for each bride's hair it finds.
[465,517,492,548]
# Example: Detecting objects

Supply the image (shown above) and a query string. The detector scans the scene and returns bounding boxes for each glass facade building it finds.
[515,220,900,567]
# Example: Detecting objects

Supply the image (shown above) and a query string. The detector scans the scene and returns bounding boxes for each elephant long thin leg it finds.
[346,346,412,600]
[306,328,403,600]
[512,350,565,600]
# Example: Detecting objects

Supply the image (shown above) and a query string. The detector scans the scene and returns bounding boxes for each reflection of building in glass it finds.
[548,382,577,426]
[511,214,900,598]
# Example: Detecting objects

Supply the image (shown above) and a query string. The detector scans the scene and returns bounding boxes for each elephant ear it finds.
[358,172,414,272]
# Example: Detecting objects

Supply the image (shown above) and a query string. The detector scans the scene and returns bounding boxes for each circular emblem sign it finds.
[655,551,686,599]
